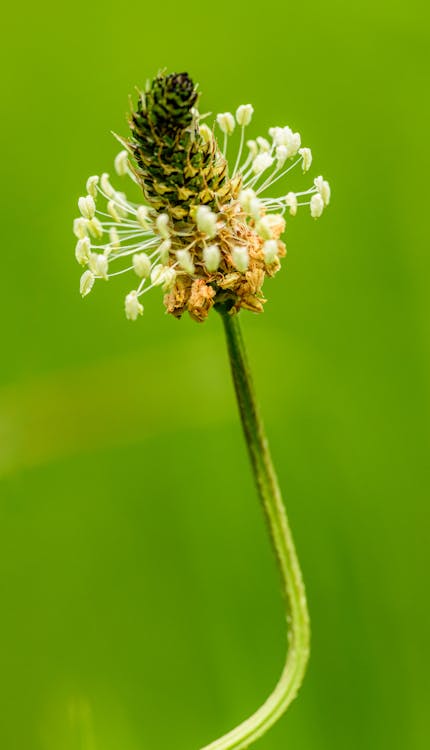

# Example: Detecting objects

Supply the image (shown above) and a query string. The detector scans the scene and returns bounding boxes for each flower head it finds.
[73,71,330,321]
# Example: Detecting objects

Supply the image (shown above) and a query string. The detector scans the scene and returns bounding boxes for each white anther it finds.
[263,240,279,264]
[100,173,115,198]
[125,291,143,320]
[86,175,99,198]
[107,200,122,223]
[114,150,129,176]
[176,249,195,275]
[310,193,325,218]
[137,205,150,229]
[256,136,271,152]
[80,270,95,297]
[78,195,96,219]
[199,124,213,143]
[299,147,312,172]
[133,253,152,278]
[314,176,331,205]
[232,246,249,273]
[73,217,88,239]
[87,217,103,239]
[156,213,170,239]
[216,112,235,135]
[285,192,298,216]
[196,205,217,239]
[236,104,254,127]
[203,244,221,272]
[75,237,91,266]
[252,152,274,175]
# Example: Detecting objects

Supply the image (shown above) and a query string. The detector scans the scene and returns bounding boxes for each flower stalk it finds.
[199,307,310,750]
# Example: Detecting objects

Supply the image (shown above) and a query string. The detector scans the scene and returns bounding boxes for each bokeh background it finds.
[1,1,429,748]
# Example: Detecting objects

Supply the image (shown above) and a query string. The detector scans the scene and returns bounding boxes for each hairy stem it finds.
[199,310,310,750]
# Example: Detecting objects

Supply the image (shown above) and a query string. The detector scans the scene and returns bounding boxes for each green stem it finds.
[199,310,310,750]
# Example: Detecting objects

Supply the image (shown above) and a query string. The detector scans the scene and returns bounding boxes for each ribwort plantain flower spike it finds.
[73,71,330,321]
[73,71,331,750]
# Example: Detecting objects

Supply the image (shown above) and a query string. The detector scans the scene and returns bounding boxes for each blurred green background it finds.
[1,1,429,748]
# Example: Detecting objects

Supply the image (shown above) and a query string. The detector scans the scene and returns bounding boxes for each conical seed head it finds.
[127,72,239,221]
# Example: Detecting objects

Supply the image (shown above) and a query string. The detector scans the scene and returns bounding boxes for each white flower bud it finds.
[109,227,120,252]
[285,192,298,216]
[276,145,288,169]
[232,246,249,273]
[137,205,150,229]
[263,240,279,264]
[216,112,235,135]
[78,195,96,219]
[114,150,129,176]
[86,175,99,198]
[73,217,88,239]
[80,270,95,297]
[256,216,274,240]
[246,140,258,157]
[100,173,115,198]
[133,253,152,278]
[75,237,91,266]
[87,217,103,239]
[314,176,331,205]
[236,104,254,127]
[196,205,217,238]
[156,213,170,239]
[256,136,271,152]
[107,200,122,223]
[199,124,213,143]
[158,239,171,264]
[299,147,312,172]
[125,291,143,320]
[176,249,195,275]
[310,193,324,218]
[203,244,221,272]
[252,153,274,175]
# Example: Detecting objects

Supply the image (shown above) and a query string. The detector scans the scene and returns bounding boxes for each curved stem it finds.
[199,310,310,750]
